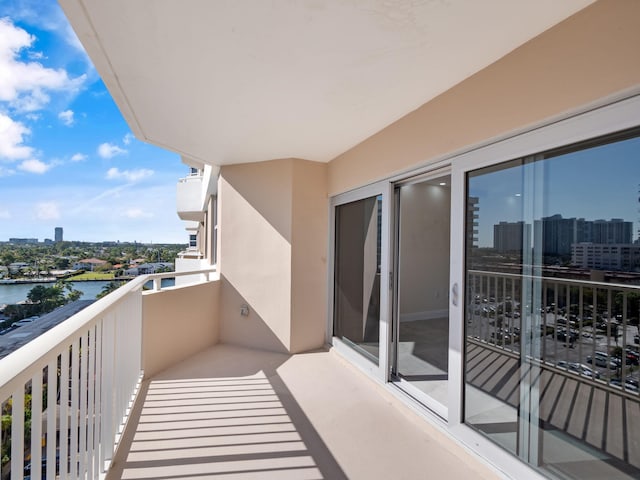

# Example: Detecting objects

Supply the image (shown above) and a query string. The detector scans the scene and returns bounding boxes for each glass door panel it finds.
[392,174,451,409]
[463,129,640,480]
[334,195,382,364]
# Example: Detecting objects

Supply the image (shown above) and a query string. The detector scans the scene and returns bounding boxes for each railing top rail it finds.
[468,269,640,291]
[178,174,203,183]
[0,267,217,391]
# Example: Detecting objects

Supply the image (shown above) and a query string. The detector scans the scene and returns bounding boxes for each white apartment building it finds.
[572,243,640,271]
[1,2,640,480]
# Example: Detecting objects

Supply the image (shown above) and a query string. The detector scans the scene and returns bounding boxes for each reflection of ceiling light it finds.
[439,182,446,186]
[515,193,521,197]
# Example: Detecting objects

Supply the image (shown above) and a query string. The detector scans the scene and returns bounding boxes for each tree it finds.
[97,281,126,299]
[55,257,70,269]
[64,282,83,302]
[27,284,66,312]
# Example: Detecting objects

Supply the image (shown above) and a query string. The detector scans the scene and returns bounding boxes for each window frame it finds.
[448,93,640,476]
[328,179,393,382]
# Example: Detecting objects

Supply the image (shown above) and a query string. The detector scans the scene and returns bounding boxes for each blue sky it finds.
[0,0,187,244]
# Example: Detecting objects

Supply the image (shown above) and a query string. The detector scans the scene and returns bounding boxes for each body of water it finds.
[0,278,175,305]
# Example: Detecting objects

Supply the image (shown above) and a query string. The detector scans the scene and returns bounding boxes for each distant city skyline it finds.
[469,134,640,248]
[0,0,187,243]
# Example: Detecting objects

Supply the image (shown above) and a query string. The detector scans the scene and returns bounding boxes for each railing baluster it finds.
[31,373,43,480]
[11,386,25,480]
[606,290,612,384]
[101,312,114,466]
[87,325,96,480]
[79,331,89,477]
[46,358,56,480]
[59,346,69,480]
[70,338,79,480]
[622,293,628,389]
[94,320,103,479]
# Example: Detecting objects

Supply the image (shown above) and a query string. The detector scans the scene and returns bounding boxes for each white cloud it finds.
[122,133,134,145]
[97,142,127,159]
[70,153,86,162]
[106,167,154,183]
[0,18,86,113]
[58,109,74,126]
[0,208,10,219]
[123,208,153,219]
[18,158,50,174]
[0,112,33,160]
[36,202,60,220]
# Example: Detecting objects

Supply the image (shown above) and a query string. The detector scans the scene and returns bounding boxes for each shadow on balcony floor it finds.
[107,344,497,480]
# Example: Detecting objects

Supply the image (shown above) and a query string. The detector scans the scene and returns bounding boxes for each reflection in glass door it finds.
[334,195,382,364]
[392,174,451,410]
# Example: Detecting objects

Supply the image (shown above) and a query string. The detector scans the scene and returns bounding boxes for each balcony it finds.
[176,175,205,222]
[0,270,497,480]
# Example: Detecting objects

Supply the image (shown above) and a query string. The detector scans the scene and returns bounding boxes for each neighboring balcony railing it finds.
[176,248,204,259]
[466,269,640,396]
[176,175,205,222]
[0,269,216,480]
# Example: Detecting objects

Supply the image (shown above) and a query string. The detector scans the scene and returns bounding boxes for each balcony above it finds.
[176,174,205,221]
[59,0,592,166]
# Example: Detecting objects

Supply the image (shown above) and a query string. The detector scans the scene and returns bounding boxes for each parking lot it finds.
[467,299,640,389]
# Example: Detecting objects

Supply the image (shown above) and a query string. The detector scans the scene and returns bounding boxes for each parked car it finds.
[586,352,618,369]
[557,361,600,379]
[623,349,640,365]
[12,318,34,328]
[609,377,639,392]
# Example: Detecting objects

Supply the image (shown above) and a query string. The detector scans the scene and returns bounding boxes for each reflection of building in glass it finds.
[493,221,531,252]
[519,214,634,256]
[533,214,584,256]
[571,243,640,271]
[466,196,479,249]
[588,218,632,244]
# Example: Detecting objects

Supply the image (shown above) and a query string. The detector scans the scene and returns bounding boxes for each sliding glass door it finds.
[391,173,451,415]
[463,128,640,480]
[334,194,383,364]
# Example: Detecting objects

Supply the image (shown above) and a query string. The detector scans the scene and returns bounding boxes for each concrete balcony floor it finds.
[107,344,498,480]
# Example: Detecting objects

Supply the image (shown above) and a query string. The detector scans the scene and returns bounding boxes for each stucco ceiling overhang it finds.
[59,0,593,166]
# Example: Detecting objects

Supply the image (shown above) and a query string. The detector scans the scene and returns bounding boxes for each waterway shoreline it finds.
[0,277,134,285]
[0,277,174,305]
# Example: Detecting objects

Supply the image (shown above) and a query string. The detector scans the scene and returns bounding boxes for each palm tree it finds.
[97,281,126,299]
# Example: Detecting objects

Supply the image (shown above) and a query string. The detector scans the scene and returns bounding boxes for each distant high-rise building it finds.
[493,221,532,253]
[533,214,583,256]
[530,215,632,256]
[467,197,479,249]
[589,218,632,244]
[572,243,640,271]
[55,227,63,242]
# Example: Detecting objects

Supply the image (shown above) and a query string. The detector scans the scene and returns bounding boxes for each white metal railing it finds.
[466,269,640,397]
[0,268,216,480]
[176,249,204,260]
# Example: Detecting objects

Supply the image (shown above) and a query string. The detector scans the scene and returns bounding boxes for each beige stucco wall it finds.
[212,0,640,356]
[327,0,640,195]
[290,160,328,353]
[218,159,328,354]
[142,280,220,378]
